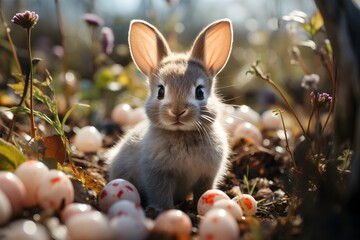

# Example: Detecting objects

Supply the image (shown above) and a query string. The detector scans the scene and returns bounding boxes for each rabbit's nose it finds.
[169,109,187,117]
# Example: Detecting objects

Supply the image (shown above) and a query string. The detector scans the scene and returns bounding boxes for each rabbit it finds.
[107,19,233,210]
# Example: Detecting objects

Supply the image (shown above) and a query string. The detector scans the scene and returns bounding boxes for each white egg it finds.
[0,190,11,225]
[74,126,103,153]
[233,105,261,126]
[261,109,282,129]
[197,189,230,216]
[108,199,145,220]
[99,179,141,212]
[37,170,74,211]
[14,160,49,207]
[60,203,94,223]
[5,220,49,240]
[232,194,258,216]
[66,211,112,240]
[110,215,149,240]
[0,171,26,214]
[212,199,243,221]
[111,103,132,126]
[153,209,192,237]
[199,208,239,240]
[233,122,263,145]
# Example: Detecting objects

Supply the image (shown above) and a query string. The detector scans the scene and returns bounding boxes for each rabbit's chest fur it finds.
[108,120,228,204]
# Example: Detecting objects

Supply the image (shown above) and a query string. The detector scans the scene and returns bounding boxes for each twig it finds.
[250,63,307,137]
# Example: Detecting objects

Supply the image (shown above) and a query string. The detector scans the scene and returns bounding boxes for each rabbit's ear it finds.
[190,19,233,76]
[129,20,171,76]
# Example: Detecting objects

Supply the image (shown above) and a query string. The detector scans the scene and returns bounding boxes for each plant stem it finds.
[251,64,307,137]
[26,28,36,138]
[321,53,336,134]
[277,110,297,170]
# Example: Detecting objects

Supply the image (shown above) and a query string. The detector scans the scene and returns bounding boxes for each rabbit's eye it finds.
[195,85,205,100]
[157,85,165,99]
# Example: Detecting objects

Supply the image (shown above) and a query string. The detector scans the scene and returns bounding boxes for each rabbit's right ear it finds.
[129,20,171,77]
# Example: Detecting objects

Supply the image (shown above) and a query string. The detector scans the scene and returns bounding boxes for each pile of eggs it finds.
[0,160,74,239]
[0,159,258,240]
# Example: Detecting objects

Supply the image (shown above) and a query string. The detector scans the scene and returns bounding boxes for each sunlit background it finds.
[1,0,322,124]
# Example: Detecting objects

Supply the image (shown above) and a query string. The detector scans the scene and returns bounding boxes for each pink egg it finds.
[0,171,26,214]
[110,215,149,240]
[261,109,282,129]
[199,208,239,240]
[99,179,141,212]
[232,194,258,216]
[66,211,112,240]
[60,203,94,223]
[0,190,12,225]
[37,170,74,211]
[153,209,192,237]
[74,126,103,153]
[5,220,49,240]
[212,199,243,221]
[111,103,132,126]
[233,122,263,145]
[197,189,230,216]
[14,160,49,207]
[108,200,145,220]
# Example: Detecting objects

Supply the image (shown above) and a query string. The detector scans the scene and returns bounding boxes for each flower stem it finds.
[26,28,36,138]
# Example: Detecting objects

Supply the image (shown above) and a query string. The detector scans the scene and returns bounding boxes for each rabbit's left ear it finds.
[190,19,233,76]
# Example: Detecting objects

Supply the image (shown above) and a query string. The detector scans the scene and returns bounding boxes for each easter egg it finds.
[197,189,230,216]
[0,171,26,214]
[74,126,103,153]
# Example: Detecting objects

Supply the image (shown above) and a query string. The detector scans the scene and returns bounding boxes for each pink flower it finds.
[11,10,39,29]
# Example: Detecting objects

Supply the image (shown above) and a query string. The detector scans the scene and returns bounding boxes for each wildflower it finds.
[301,73,320,90]
[83,13,103,27]
[11,10,39,29]
[310,91,332,106]
[101,27,114,54]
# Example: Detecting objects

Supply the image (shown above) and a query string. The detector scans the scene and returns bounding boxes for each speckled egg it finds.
[73,126,103,153]
[37,170,74,211]
[199,208,239,240]
[233,194,258,216]
[99,179,141,212]
[66,211,112,240]
[14,160,49,207]
[153,209,192,237]
[0,190,11,225]
[60,203,94,223]
[5,220,49,240]
[0,171,26,214]
[212,199,243,221]
[197,189,230,216]
[110,215,149,240]
[108,200,145,220]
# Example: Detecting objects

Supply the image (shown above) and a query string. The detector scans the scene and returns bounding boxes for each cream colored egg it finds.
[14,160,49,207]
[74,126,103,153]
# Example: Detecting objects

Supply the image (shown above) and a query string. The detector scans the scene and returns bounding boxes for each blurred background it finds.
[0,0,323,126]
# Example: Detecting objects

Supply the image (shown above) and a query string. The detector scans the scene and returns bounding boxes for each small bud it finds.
[83,13,104,27]
[11,10,39,29]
